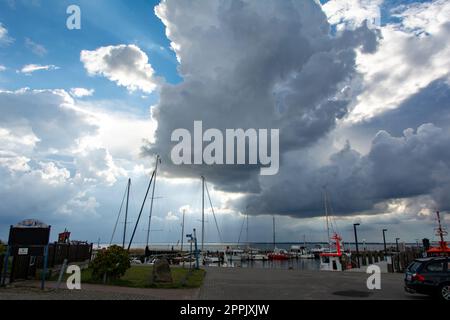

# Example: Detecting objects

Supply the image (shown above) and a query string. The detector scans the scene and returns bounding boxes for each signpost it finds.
[18,248,29,255]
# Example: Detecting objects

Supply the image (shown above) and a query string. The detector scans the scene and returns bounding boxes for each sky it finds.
[0,0,449,246]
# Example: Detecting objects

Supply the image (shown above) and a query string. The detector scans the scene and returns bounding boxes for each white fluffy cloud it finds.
[0,65,6,72]
[20,64,59,74]
[70,87,95,98]
[165,211,179,221]
[343,0,450,122]
[0,88,138,223]
[322,0,383,31]
[80,44,159,93]
[0,22,14,45]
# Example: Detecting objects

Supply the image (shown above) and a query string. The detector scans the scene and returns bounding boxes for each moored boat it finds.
[319,233,351,271]
[268,248,289,260]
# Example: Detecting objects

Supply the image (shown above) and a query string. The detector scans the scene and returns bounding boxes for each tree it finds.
[90,245,130,281]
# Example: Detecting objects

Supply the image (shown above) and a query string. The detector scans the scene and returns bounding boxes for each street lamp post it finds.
[382,229,388,255]
[353,223,360,268]
[395,237,401,272]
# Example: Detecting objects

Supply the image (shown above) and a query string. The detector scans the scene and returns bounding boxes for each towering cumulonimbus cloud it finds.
[147,0,379,193]
[146,0,450,220]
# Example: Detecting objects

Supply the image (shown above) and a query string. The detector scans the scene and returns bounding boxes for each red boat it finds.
[268,248,289,260]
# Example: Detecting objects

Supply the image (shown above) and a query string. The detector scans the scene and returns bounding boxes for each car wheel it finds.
[440,284,450,301]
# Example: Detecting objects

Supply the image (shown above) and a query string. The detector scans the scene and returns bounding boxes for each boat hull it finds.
[268,254,289,260]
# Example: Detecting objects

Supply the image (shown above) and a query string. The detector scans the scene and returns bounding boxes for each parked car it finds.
[404,257,450,300]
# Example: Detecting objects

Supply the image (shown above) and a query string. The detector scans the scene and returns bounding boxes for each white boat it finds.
[290,245,314,259]
[144,258,158,265]
[203,255,220,264]
[130,258,143,265]
[299,253,315,259]
[311,246,329,254]
[226,249,246,261]
[250,253,269,261]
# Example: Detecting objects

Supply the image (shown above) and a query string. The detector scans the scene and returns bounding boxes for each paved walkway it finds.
[0,281,199,300]
[1,269,430,300]
[199,267,427,300]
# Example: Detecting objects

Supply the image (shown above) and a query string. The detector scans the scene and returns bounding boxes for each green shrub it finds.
[0,241,5,255]
[90,245,130,281]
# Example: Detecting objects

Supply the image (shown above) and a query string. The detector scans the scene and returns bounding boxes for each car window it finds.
[426,262,445,272]
[408,261,422,272]
[448,262,450,272]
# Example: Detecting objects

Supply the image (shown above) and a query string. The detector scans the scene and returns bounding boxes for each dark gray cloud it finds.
[147,0,379,193]
[241,122,450,217]
[347,79,450,138]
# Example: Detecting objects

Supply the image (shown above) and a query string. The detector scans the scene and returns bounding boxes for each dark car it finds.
[404,257,450,300]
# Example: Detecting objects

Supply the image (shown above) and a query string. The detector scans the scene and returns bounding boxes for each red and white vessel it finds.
[319,233,350,271]
[427,211,450,257]
[319,189,351,271]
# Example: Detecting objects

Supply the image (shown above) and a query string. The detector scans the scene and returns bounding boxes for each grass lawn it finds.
[52,266,205,289]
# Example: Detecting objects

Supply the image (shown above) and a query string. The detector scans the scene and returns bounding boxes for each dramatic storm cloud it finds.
[242,122,450,216]
[145,0,450,225]
[148,0,379,193]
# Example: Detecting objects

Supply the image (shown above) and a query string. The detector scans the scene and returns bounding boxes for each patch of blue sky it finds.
[0,0,180,115]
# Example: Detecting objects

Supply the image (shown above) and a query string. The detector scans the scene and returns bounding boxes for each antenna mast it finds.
[436,211,448,243]
[323,188,331,247]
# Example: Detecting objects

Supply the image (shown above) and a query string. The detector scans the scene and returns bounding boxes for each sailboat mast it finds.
[273,215,276,250]
[146,155,160,248]
[201,176,205,252]
[181,209,186,252]
[246,213,249,247]
[123,178,131,248]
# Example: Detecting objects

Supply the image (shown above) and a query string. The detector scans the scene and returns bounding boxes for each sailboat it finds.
[232,213,268,261]
[199,176,234,267]
[294,235,315,259]
[268,216,289,260]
